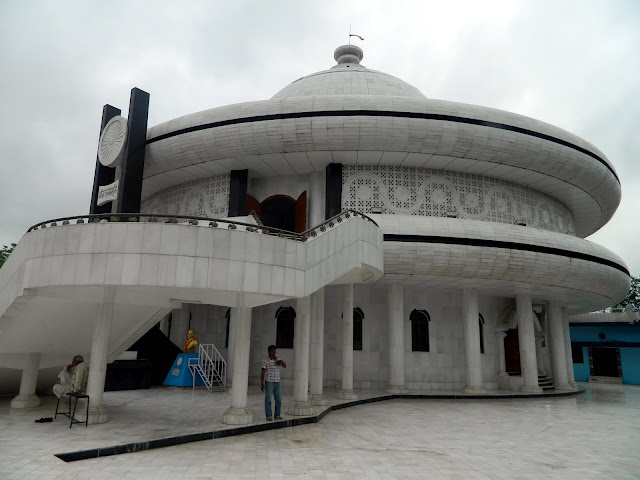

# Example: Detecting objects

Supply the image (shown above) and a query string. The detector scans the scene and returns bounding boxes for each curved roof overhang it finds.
[372,215,630,315]
[143,95,621,237]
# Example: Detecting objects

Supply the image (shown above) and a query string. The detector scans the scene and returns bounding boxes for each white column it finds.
[462,288,486,394]
[309,171,326,226]
[548,302,572,391]
[10,352,41,408]
[562,307,577,387]
[516,294,542,393]
[310,288,327,406]
[495,330,508,376]
[227,308,236,385]
[85,289,115,424]
[386,283,408,393]
[338,284,357,400]
[223,306,253,424]
[535,331,545,375]
[288,296,314,415]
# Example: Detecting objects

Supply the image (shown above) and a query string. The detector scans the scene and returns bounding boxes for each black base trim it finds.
[146,110,618,183]
[54,389,584,462]
[383,234,629,276]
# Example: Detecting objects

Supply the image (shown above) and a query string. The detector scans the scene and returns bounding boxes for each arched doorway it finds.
[261,195,296,231]
[246,192,307,233]
[504,328,521,374]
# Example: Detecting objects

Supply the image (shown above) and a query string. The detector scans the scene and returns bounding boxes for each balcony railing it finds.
[26,210,378,243]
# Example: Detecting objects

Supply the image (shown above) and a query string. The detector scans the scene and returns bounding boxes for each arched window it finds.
[275,306,296,349]
[225,308,231,348]
[410,309,430,352]
[353,307,364,351]
[479,313,485,354]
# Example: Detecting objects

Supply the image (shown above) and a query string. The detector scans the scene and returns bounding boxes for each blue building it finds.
[570,310,640,384]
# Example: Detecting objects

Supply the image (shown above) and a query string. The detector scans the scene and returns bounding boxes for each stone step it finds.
[538,375,555,390]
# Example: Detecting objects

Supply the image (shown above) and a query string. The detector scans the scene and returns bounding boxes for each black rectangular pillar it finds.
[325,163,342,219]
[90,105,121,214]
[228,170,248,217]
[116,88,150,214]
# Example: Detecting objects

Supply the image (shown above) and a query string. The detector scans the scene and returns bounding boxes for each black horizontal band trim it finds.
[146,109,618,183]
[383,233,629,276]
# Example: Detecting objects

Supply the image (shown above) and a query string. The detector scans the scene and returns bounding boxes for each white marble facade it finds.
[183,285,509,391]
[140,44,627,399]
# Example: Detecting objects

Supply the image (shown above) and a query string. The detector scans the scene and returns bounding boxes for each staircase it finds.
[538,374,555,391]
[0,210,383,371]
[188,344,227,392]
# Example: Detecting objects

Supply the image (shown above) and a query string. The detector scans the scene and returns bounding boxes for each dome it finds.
[272,45,426,99]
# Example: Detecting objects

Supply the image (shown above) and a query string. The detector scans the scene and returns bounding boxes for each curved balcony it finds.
[373,215,629,314]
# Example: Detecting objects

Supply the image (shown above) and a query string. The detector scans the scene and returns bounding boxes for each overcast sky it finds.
[1,0,639,275]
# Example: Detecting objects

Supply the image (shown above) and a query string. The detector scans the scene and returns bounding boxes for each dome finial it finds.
[334,45,363,65]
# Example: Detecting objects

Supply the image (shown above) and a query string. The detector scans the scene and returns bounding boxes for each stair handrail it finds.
[196,343,226,391]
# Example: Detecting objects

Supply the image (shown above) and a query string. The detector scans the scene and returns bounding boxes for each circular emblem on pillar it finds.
[98,116,127,168]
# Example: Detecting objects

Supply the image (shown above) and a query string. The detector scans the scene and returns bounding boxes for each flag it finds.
[349,34,364,41]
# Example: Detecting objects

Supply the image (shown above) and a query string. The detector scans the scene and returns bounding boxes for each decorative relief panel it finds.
[342,166,575,235]
[141,173,230,218]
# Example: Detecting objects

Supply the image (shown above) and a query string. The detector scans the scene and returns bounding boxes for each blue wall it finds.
[572,346,590,381]
[570,324,640,343]
[569,323,640,385]
[620,348,640,384]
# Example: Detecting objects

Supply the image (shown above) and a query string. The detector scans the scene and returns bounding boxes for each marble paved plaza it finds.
[0,382,638,479]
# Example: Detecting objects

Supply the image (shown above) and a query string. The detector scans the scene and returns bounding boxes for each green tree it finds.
[614,275,640,310]
[0,243,16,269]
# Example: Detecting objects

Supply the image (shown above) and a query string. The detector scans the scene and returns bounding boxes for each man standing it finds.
[261,345,286,421]
[53,355,88,398]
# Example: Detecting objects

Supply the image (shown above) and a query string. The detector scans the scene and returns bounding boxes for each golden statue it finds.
[183,329,199,353]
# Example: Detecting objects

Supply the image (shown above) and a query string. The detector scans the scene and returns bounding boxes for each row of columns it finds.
[496,294,575,392]
[10,284,577,421]
[223,284,358,424]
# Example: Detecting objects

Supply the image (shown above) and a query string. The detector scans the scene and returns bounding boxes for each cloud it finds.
[1,0,639,276]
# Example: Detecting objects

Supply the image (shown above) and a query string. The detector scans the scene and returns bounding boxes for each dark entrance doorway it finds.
[589,347,621,377]
[504,328,521,374]
[246,192,307,233]
[261,195,296,231]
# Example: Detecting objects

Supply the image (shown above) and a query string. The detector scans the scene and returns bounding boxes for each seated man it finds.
[53,355,88,398]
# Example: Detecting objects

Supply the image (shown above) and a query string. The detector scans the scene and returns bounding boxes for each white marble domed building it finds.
[0,45,629,423]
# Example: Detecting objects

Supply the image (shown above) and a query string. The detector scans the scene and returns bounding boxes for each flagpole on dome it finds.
[348,24,364,44]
